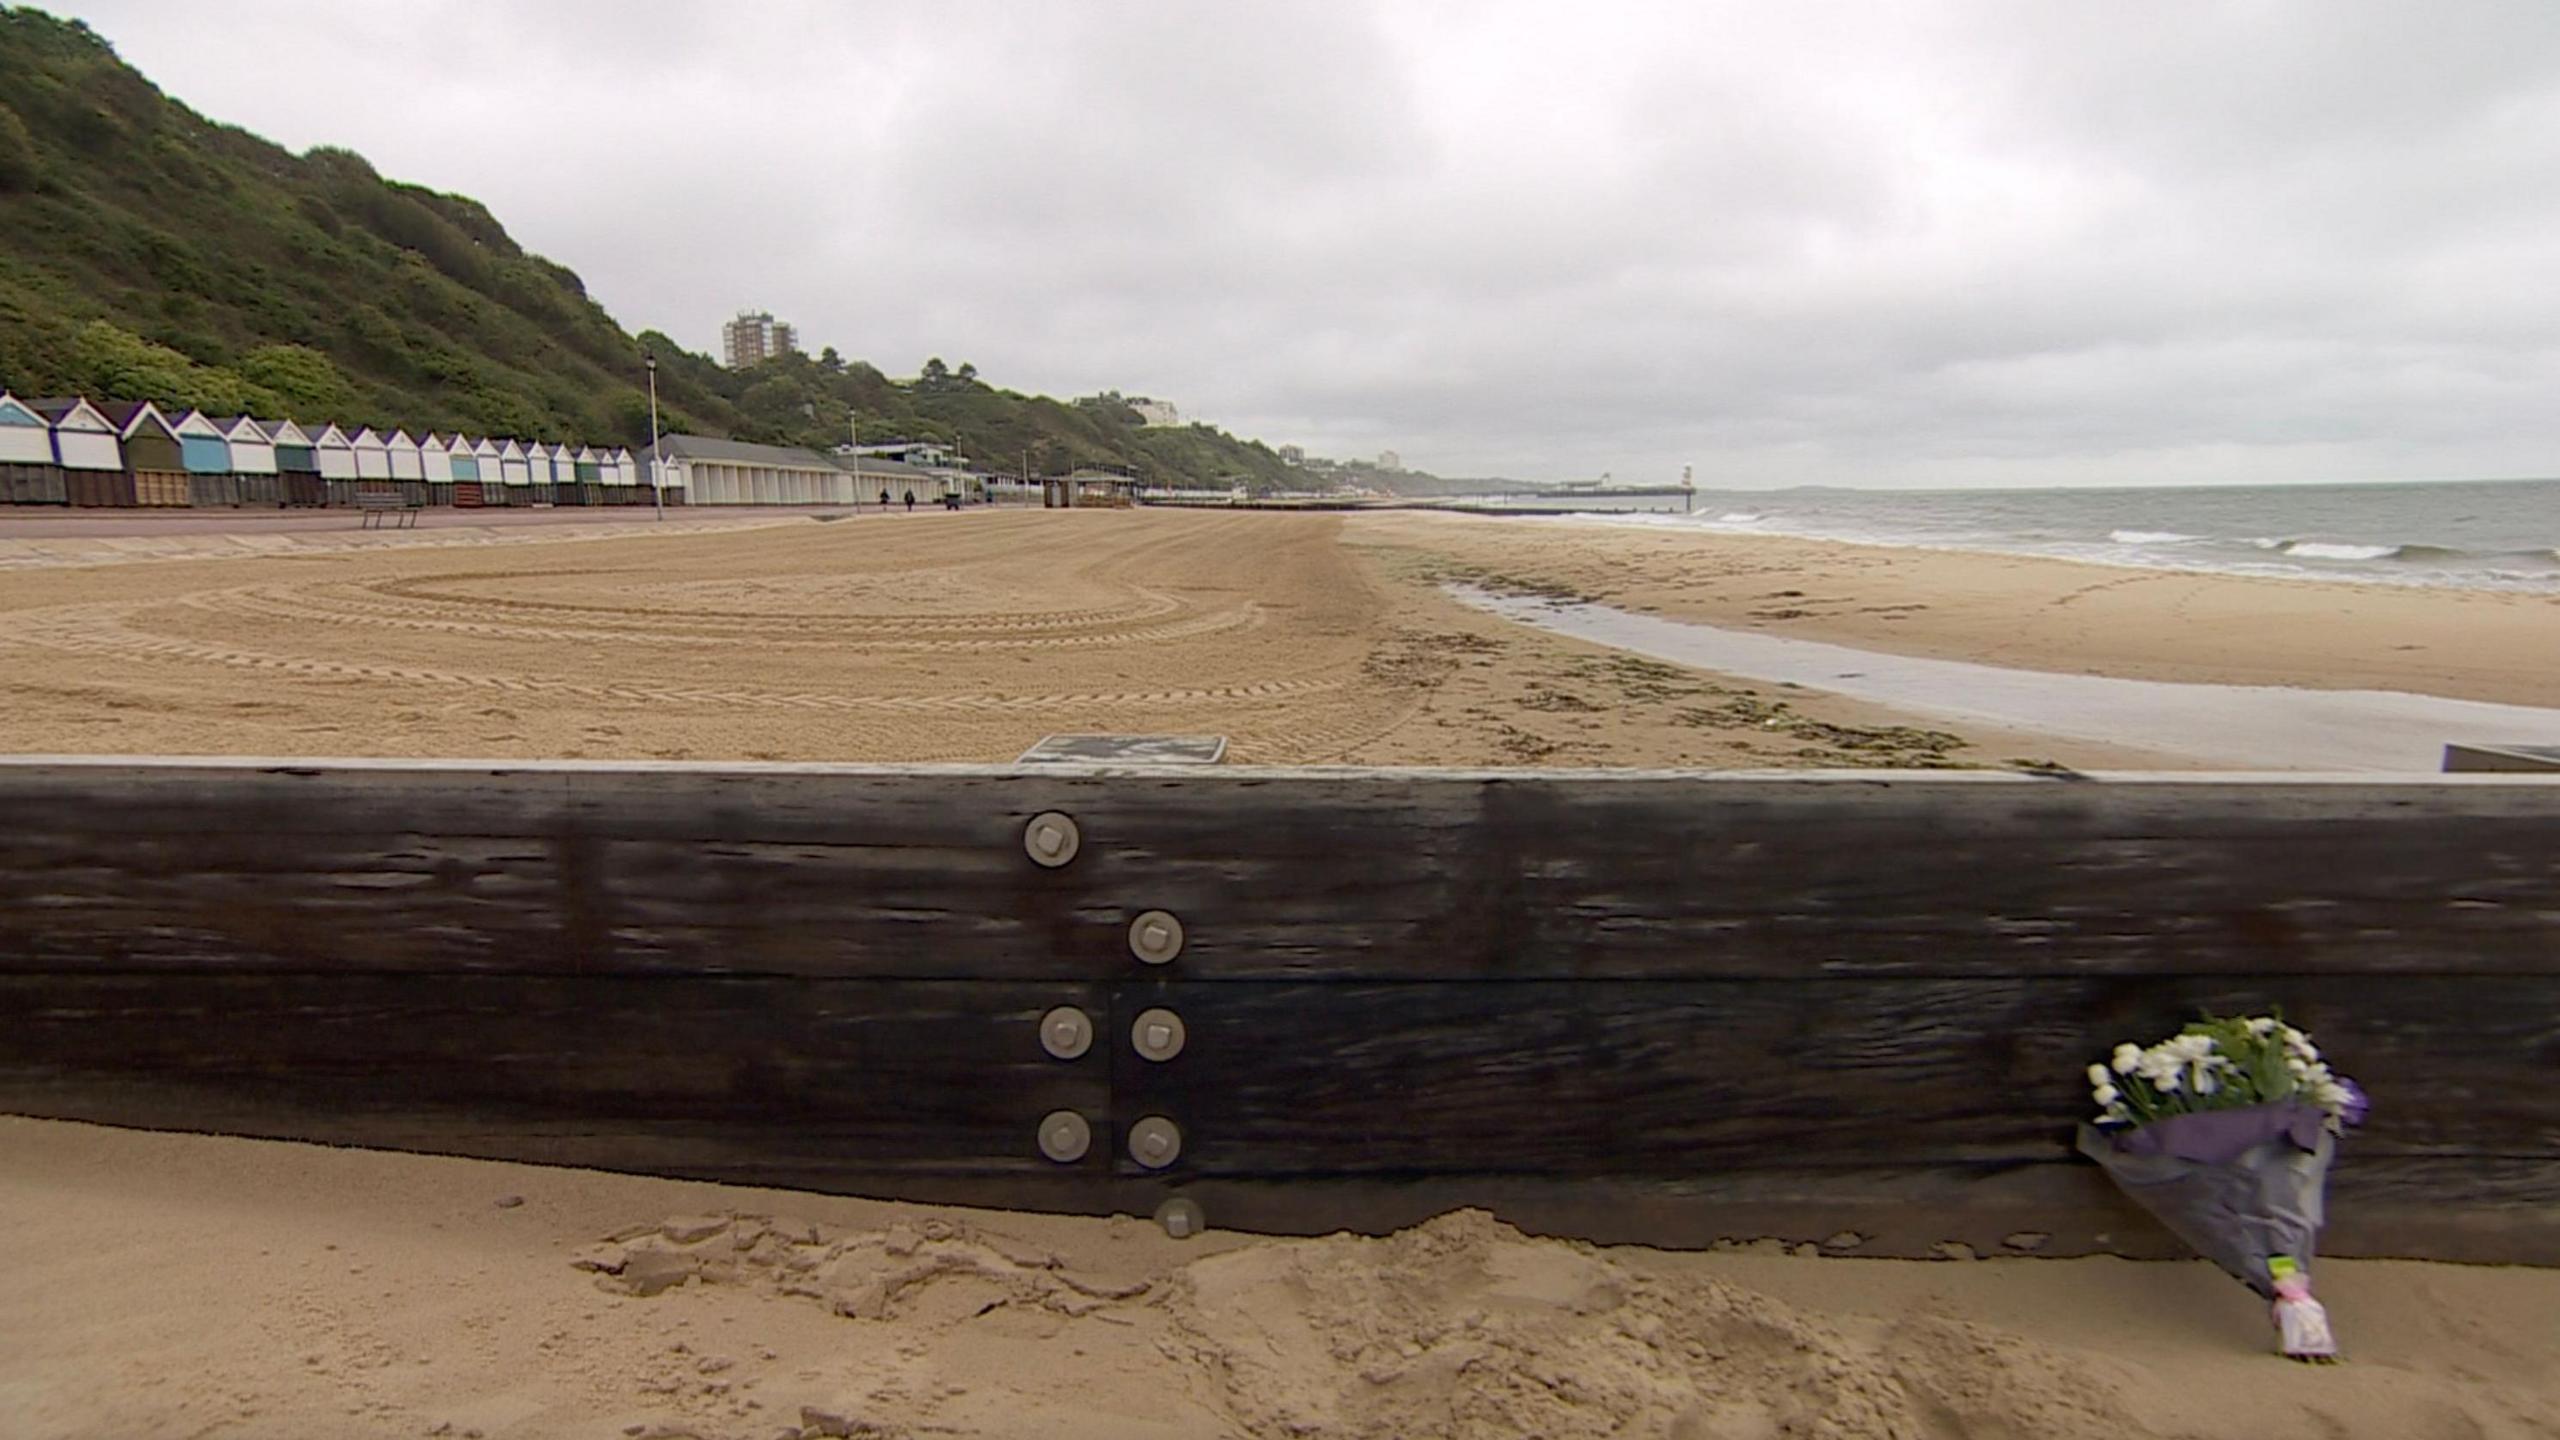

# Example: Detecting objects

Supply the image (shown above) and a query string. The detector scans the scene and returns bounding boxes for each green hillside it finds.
[0,6,1307,488]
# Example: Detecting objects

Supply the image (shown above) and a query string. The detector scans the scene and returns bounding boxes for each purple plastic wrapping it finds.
[2077,1102,2336,1299]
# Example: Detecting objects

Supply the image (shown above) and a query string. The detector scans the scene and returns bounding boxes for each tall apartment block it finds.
[722,311,800,369]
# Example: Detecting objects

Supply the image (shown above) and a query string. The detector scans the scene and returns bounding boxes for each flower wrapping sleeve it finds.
[2075,1103,2335,1300]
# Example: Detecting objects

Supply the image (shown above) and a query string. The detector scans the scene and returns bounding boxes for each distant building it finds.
[721,311,800,369]
[1378,450,1403,472]
[1277,444,1304,466]
[838,440,964,469]
[1130,398,1181,427]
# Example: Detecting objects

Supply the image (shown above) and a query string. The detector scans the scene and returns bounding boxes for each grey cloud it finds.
[48,0,2560,485]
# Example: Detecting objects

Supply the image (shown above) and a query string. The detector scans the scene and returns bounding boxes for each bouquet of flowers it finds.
[2075,1014,2368,1362]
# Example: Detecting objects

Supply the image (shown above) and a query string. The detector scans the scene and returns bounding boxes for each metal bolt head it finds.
[1039,1006,1094,1060]
[1037,1110,1091,1163]
[1127,1115,1183,1169]
[1154,1197,1205,1240]
[1024,812,1080,868]
[1128,910,1185,965]
[1130,1007,1186,1062]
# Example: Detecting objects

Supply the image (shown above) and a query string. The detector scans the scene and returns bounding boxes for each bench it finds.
[354,490,421,529]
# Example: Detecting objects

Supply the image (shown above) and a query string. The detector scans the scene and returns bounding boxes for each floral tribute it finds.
[2076,1014,2367,1363]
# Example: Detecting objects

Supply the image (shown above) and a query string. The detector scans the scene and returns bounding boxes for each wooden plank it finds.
[0,976,1107,1177]
[1,763,2554,979]
[1111,977,2560,1173]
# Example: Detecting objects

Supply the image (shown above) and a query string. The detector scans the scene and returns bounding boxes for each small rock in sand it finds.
[492,1194,524,1209]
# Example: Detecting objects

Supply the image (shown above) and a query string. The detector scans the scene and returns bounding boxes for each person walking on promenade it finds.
[903,490,915,512]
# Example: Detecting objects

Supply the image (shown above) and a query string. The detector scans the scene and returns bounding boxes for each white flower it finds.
[2087,1063,2113,1088]
[2111,1044,2143,1075]
[2193,1067,2219,1095]
[2154,1066,2183,1093]
[2093,1083,2120,1106]
[2245,1017,2279,1037]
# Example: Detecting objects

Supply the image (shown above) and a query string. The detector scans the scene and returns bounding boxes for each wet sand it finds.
[1348,510,2560,711]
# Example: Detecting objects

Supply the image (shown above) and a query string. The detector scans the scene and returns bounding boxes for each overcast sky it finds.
[50,1,2560,487]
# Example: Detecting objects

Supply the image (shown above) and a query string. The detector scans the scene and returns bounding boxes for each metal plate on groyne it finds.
[1,758,2555,1263]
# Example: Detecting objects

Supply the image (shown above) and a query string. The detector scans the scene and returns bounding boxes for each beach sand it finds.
[11,504,2548,771]
[7,1116,2558,1440]
[6,507,2558,1438]
[1346,510,2560,709]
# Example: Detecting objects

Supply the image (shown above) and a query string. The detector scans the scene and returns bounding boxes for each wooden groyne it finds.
[2,758,2554,1262]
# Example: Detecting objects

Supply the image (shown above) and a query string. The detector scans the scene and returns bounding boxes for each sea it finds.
[1451,477,2560,592]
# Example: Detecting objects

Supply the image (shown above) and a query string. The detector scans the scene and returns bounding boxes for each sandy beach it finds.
[8,1116,2559,1440]
[5,505,2549,771]
[6,507,2559,1439]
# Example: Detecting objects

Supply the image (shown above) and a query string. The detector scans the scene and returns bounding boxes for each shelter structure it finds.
[499,440,532,490]
[647,432,850,505]
[267,420,324,506]
[471,437,505,504]
[350,428,392,482]
[512,438,547,504]
[383,431,425,506]
[29,397,122,505]
[220,415,280,506]
[385,430,424,480]
[168,410,233,507]
[419,433,455,485]
[1044,471,1138,509]
[311,424,359,505]
[0,391,61,504]
[97,402,179,507]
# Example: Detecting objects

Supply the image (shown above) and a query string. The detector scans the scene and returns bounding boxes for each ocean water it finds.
[1456,478,2560,591]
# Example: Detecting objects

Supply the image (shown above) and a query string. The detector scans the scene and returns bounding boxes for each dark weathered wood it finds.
[1112,977,2560,1173]
[0,976,1106,1177]
[3,759,2557,1261]
[2,763,2555,979]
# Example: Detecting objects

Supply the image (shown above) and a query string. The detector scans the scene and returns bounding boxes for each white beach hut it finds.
[0,391,52,465]
[418,433,455,485]
[0,386,53,476]
[350,427,392,481]
[0,391,66,506]
[220,415,279,505]
[39,397,122,472]
[385,430,426,493]
[498,439,532,489]
[220,415,277,475]
[607,446,638,503]
[311,423,359,504]
[471,436,506,502]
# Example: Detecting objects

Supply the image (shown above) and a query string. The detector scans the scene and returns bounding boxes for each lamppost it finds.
[644,351,665,523]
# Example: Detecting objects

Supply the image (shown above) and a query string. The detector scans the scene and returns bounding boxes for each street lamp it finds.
[644,351,665,523]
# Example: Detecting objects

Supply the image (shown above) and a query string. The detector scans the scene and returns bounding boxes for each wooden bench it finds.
[354,490,420,528]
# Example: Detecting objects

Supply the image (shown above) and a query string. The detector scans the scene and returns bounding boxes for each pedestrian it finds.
[903,490,915,512]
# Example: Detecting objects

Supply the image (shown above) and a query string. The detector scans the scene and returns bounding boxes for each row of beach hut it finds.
[0,393,670,509]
